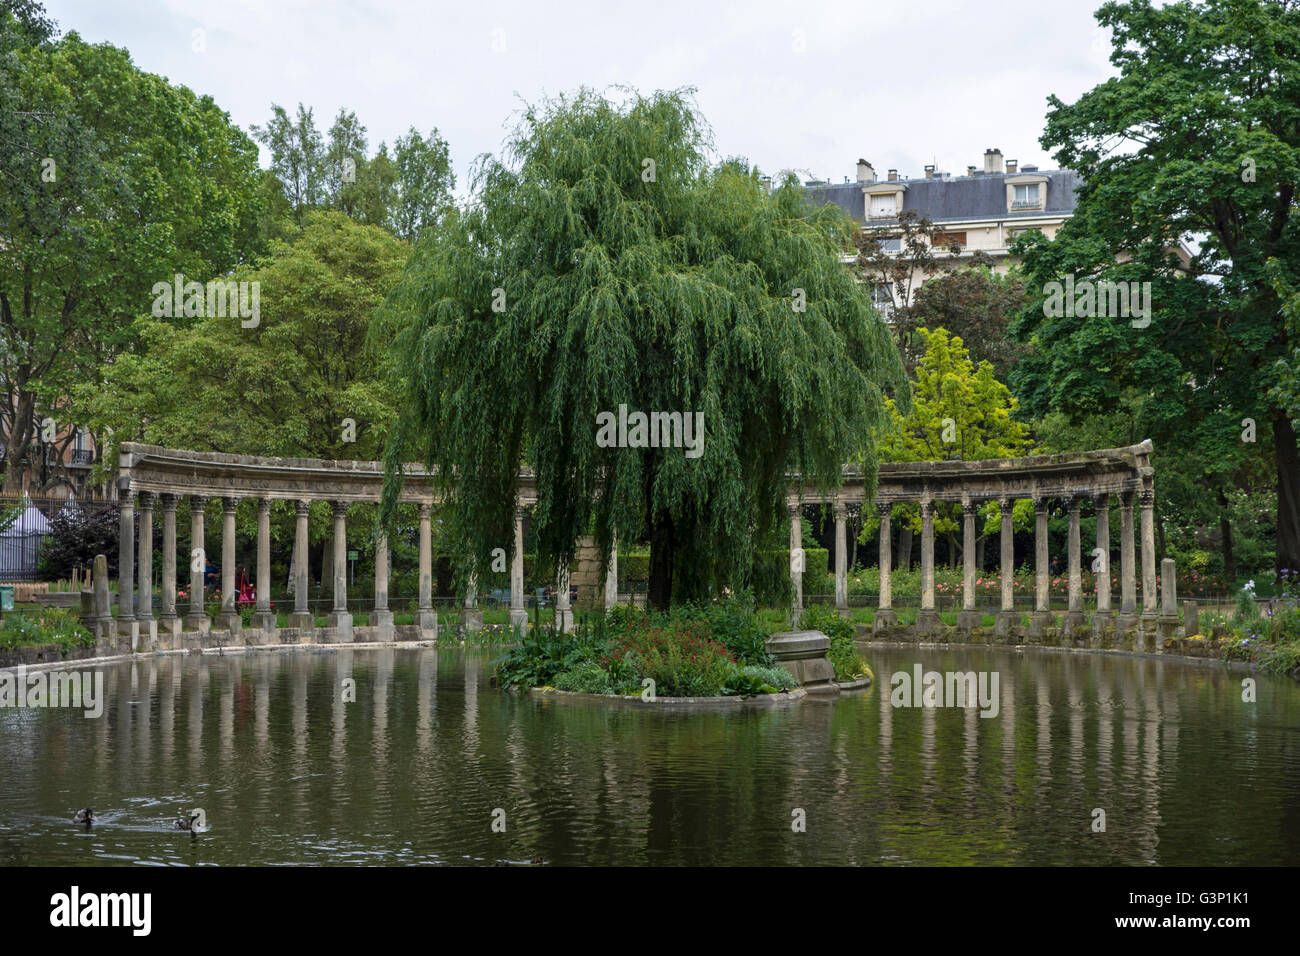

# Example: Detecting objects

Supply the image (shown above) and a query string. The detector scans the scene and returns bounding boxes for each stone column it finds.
[183,495,210,633]
[958,499,980,630]
[554,563,572,633]
[1093,493,1112,633]
[995,495,1017,637]
[604,537,619,611]
[874,500,897,630]
[159,493,180,644]
[93,552,113,651]
[1140,488,1157,618]
[251,498,277,639]
[116,485,138,650]
[417,502,437,638]
[373,531,394,641]
[833,500,849,617]
[1031,497,1053,635]
[916,499,939,631]
[215,496,241,635]
[788,503,803,628]
[1160,557,1177,617]
[1118,490,1138,635]
[136,492,157,650]
[326,501,353,642]
[509,507,528,628]
[1064,494,1084,634]
[289,500,314,630]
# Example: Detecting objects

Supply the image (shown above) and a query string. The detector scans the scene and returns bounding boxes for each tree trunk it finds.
[1217,487,1235,583]
[1275,409,1300,577]
[2,390,35,494]
[648,509,674,611]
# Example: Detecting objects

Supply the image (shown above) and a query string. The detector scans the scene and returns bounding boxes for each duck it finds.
[173,813,201,832]
[72,807,95,826]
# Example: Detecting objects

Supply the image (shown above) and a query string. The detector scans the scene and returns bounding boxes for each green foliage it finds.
[378,87,907,608]
[39,504,118,579]
[0,607,93,653]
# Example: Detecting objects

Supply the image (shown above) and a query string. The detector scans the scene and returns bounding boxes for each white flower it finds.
[1243,580,1255,593]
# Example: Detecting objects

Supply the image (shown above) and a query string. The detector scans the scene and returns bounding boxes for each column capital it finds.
[258,497,272,514]
[1033,496,1050,515]
[832,499,847,519]
[515,505,528,521]
[159,492,178,511]
[1093,490,1110,507]
[190,494,208,509]
[875,499,892,518]
[998,494,1013,511]
[919,499,935,517]
[119,489,135,505]
[418,501,433,518]
[296,498,311,516]
[787,502,801,519]
[1120,488,1136,506]
[137,490,154,510]
[961,499,978,518]
[332,500,349,518]
[1063,493,1080,513]
[1138,489,1155,508]
[222,495,239,513]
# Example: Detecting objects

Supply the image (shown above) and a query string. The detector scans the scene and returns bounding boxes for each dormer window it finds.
[1012,184,1040,208]
[869,193,897,218]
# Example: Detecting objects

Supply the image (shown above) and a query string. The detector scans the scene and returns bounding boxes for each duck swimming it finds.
[72,808,95,826]
[173,813,201,832]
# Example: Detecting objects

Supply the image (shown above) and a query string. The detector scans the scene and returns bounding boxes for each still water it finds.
[1,646,1297,865]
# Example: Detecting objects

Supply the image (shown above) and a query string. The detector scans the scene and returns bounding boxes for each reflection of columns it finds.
[604,536,619,610]
[1119,491,1137,615]
[159,493,180,643]
[554,563,573,633]
[252,498,276,638]
[1140,489,1157,617]
[136,493,156,648]
[183,496,209,633]
[874,500,897,630]
[509,507,528,628]
[1064,494,1084,634]
[416,503,437,637]
[373,531,394,640]
[917,499,939,630]
[958,499,980,629]
[995,495,1017,636]
[789,503,803,627]
[216,496,241,635]
[290,500,313,630]
[117,487,136,644]
[833,501,849,615]
[326,501,353,641]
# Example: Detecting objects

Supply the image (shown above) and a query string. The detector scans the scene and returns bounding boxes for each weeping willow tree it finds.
[377,87,907,610]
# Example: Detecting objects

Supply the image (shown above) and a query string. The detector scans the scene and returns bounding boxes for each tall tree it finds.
[390,126,454,241]
[909,265,1029,382]
[252,103,326,225]
[0,14,263,491]
[377,88,907,609]
[1010,0,1300,575]
[324,107,367,217]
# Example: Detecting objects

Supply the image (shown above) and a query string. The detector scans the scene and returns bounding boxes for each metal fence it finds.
[0,494,112,582]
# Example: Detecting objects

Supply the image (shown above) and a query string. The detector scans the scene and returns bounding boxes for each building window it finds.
[870,283,896,319]
[931,231,966,250]
[1009,226,1042,241]
[869,194,897,218]
[1012,184,1040,208]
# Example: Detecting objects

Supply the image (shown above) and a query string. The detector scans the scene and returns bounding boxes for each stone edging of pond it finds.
[523,674,872,709]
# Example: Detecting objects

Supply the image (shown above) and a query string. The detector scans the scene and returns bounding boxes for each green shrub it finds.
[0,608,94,654]
[800,603,869,681]
[553,660,613,694]
[733,663,797,692]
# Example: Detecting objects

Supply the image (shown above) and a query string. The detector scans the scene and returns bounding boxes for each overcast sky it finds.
[43,0,1119,199]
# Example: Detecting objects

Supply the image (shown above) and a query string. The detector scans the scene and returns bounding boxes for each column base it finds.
[325,611,353,643]
[1062,610,1086,641]
[215,611,241,636]
[373,609,395,642]
[872,609,898,632]
[459,606,483,632]
[554,607,573,634]
[914,609,941,633]
[835,604,852,619]
[158,615,181,650]
[994,610,1019,640]
[1090,609,1112,647]
[957,609,982,631]
[289,612,314,630]
[508,606,529,628]
[182,612,210,635]
[250,611,277,644]
[137,617,157,652]
[416,610,439,641]
[1029,610,1055,638]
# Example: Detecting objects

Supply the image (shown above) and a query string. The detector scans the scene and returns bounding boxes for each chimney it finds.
[760,175,772,190]
[924,164,936,179]
[856,158,876,183]
[984,148,1003,174]
[887,169,898,182]
[1006,159,1018,174]
[967,165,977,177]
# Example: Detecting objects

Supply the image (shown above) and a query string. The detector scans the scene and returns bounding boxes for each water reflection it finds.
[0,645,1297,865]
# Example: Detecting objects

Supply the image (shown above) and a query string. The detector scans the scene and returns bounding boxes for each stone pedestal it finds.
[994,610,1019,641]
[872,609,898,632]
[956,609,982,631]
[459,606,483,632]
[766,629,838,695]
[914,609,941,634]
[325,611,352,643]
[416,610,439,641]
[1183,600,1198,637]
[289,611,314,630]
[249,611,276,644]
[373,609,395,642]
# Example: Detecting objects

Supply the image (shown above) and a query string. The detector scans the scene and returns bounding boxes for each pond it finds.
[1,645,1297,865]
